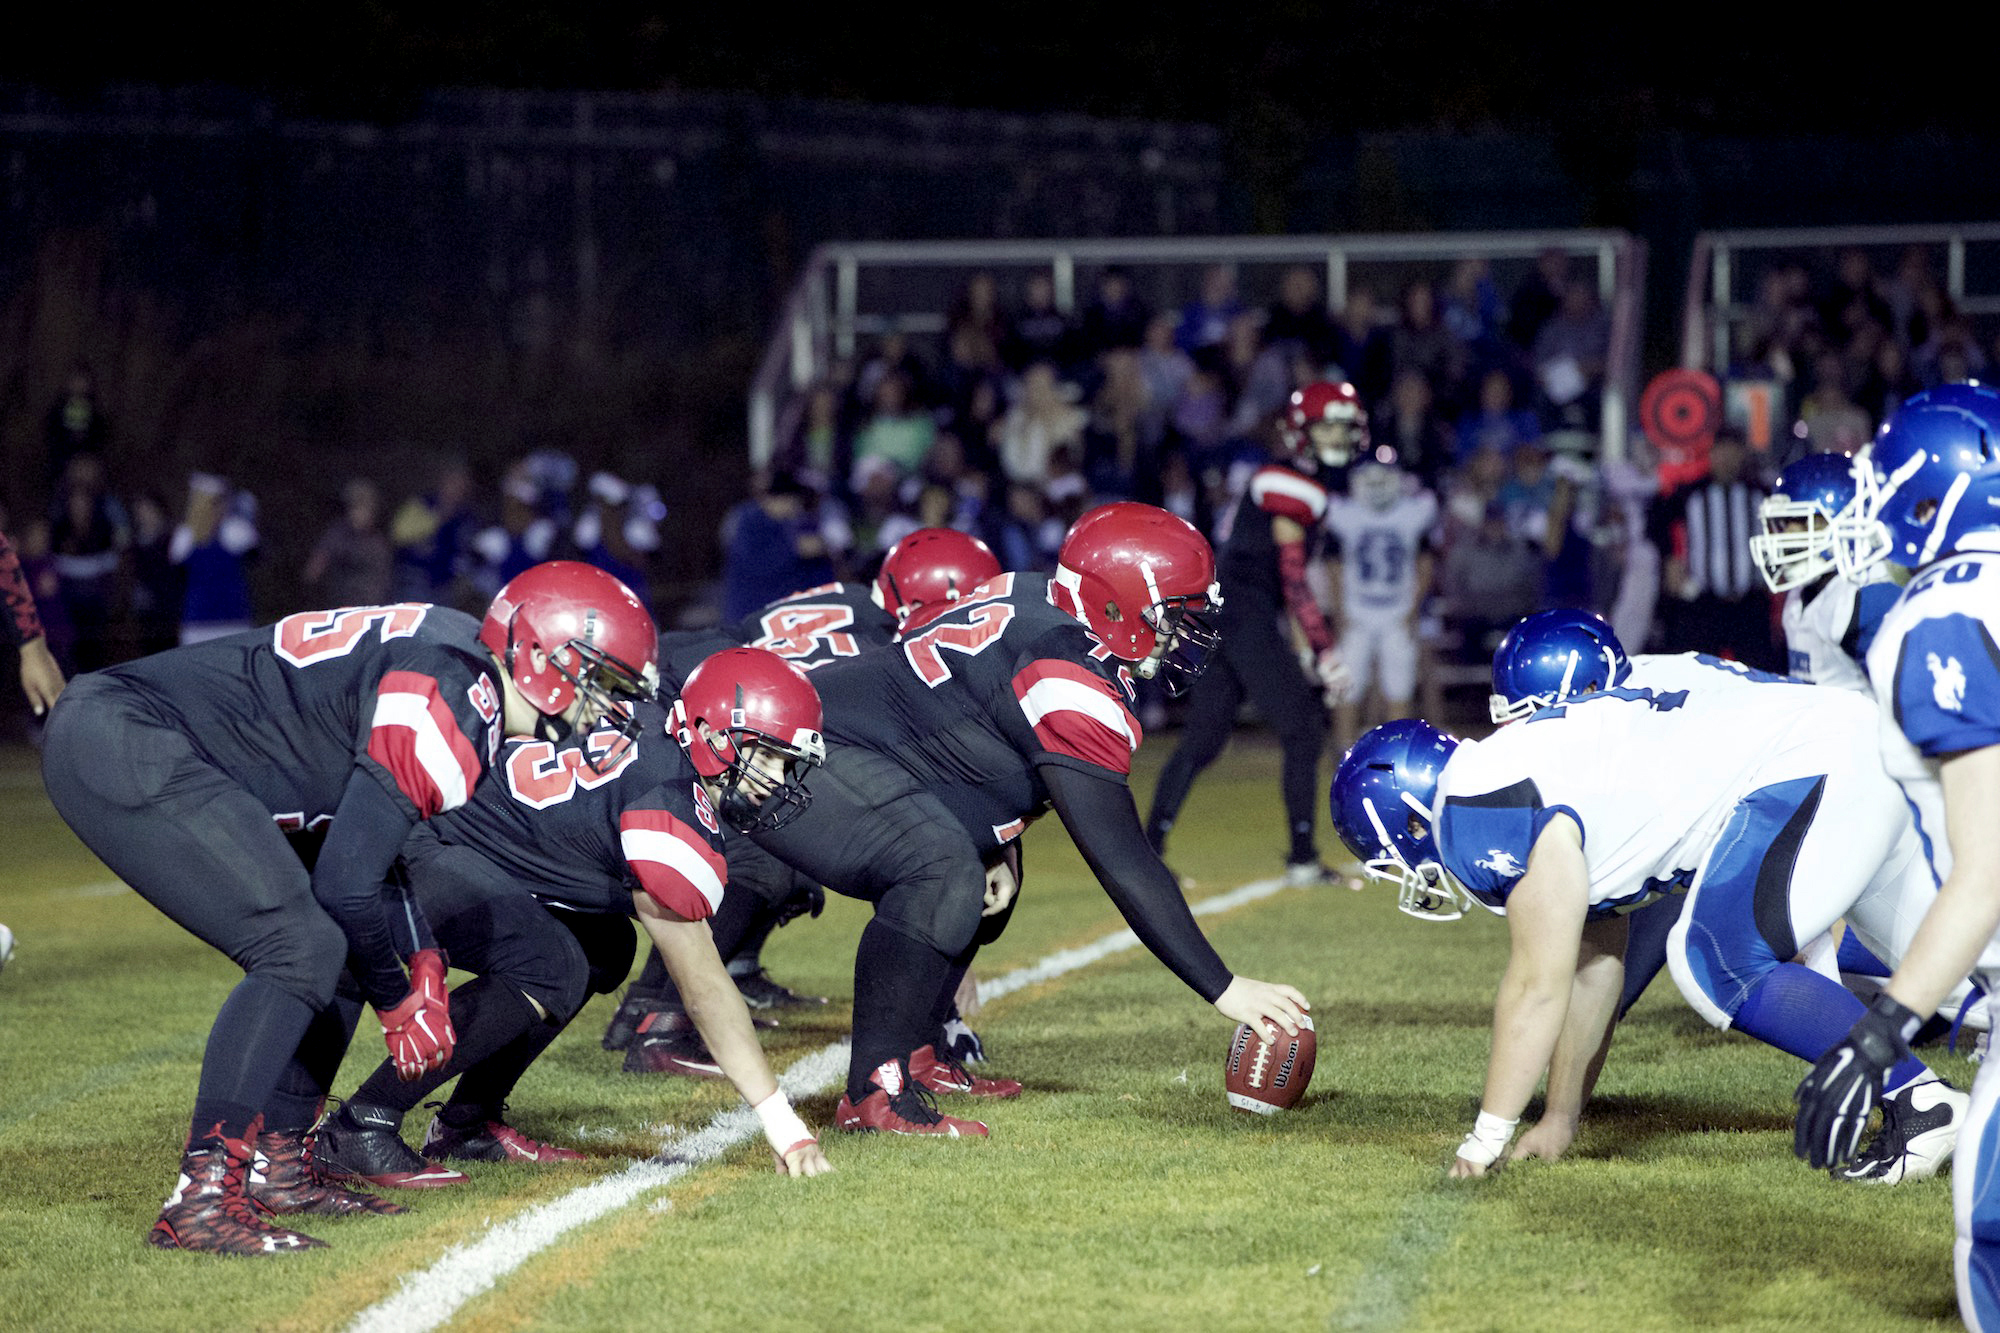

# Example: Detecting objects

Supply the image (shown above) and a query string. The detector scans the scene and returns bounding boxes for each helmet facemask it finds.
[1750,498,1841,593]
[691,691,826,834]
[1135,583,1223,696]
[545,640,659,773]
[1830,444,1914,581]
[1356,788,1471,922]
[1488,646,1607,724]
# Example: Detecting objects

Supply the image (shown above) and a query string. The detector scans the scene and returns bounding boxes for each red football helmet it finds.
[669,646,827,833]
[480,562,660,757]
[1280,380,1369,468]
[875,528,1003,630]
[1054,502,1223,695]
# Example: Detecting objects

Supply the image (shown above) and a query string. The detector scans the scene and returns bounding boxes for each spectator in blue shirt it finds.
[1456,369,1542,460]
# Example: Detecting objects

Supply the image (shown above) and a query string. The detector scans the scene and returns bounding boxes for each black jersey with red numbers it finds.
[415,700,730,919]
[1214,460,1329,615]
[811,571,1142,851]
[658,581,896,693]
[101,604,504,828]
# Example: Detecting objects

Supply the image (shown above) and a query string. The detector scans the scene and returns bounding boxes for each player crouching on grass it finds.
[1330,635,1970,1183]
[312,645,832,1183]
[38,559,657,1256]
[1794,383,2000,1328]
[748,501,1312,1137]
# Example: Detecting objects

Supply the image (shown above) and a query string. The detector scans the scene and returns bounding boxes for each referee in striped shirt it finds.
[1647,432,1779,669]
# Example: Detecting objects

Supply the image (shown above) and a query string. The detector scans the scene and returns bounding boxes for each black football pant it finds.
[1146,612,1326,866]
[751,743,1009,1101]
[41,675,348,1147]
[345,838,637,1120]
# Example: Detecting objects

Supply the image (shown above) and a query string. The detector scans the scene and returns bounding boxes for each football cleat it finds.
[734,967,829,1010]
[940,1015,986,1065]
[248,1129,405,1216]
[421,1110,585,1164]
[834,1058,990,1137]
[1283,859,1342,888]
[908,1044,1021,1098]
[310,1104,468,1189]
[622,1009,726,1079]
[601,991,661,1051]
[150,1122,328,1256]
[1833,1078,1967,1185]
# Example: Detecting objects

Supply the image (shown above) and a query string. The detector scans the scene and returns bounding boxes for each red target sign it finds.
[1640,368,1722,490]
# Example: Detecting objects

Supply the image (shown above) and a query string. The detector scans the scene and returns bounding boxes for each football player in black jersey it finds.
[1146,381,1366,884]
[39,561,658,1255]
[1,524,63,981]
[608,529,1003,1048]
[748,502,1312,1137]
[313,647,833,1181]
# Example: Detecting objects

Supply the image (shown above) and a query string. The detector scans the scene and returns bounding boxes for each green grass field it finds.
[0,735,1972,1331]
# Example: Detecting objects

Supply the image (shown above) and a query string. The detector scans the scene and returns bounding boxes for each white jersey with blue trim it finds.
[1865,552,2000,897]
[1324,490,1438,616]
[1433,657,1867,918]
[1782,569,1899,695]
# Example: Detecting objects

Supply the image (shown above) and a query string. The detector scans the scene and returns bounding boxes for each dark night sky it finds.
[1,4,1975,137]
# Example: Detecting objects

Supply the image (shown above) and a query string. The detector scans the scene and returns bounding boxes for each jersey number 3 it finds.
[274,605,428,666]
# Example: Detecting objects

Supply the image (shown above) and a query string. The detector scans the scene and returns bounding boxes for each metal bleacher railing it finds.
[1682,222,2000,373]
[749,229,1649,468]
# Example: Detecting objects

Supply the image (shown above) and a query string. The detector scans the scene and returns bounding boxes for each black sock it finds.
[929,946,978,1043]
[264,992,362,1133]
[725,901,785,976]
[349,975,542,1115]
[446,1019,564,1117]
[190,974,317,1146]
[630,950,679,1005]
[848,917,955,1102]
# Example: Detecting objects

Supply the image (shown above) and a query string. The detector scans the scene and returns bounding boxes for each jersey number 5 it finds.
[274,604,428,666]
[904,604,1017,687]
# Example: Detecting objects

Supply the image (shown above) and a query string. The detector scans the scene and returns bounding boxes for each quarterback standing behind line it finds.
[1795,383,2000,1329]
[38,560,658,1255]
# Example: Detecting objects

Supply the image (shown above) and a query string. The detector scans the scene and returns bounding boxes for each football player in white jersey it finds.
[1323,454,1437,750]
[1795,383,2000,1330]
[1332,657,1967,1182]
[1752,451,1902,695]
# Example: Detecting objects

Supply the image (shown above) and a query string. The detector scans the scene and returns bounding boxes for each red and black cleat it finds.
[622,1009,727,1079]
[422,1111,585,1164]
[908,1044,1022,1099]
[249,1129,405,1216]
[149,1121,328,1256]
[834,1058,990,1137]
[309,1103,467,1189]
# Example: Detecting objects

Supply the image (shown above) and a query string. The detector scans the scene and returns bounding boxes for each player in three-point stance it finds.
[39,560,658,1254]
[313,647,832,1183]
[753,502,1311,1136]
[605,529,1002,1052]
[1333,640,1967,1182]
[1794,383,2000,1328]
[1146,381,1367,884]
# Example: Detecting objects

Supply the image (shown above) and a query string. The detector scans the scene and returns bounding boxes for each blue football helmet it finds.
[1487,609,1630,724]
[1329,719,1470,921]
[1751,452,1855,593]
[1832,382,2000,580]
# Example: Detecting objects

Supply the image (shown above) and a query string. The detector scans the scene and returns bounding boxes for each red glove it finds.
[377,948,455,1080]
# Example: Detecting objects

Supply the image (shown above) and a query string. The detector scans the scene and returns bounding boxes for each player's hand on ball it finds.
[773,1140,833,1177]
[1509,1117,1575,1163]
[1214,976,1309,1044]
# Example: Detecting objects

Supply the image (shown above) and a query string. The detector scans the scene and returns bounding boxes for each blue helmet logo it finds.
[1832,382,2000,579]
[1488,609,1629,724]
[1329,719,1469,921]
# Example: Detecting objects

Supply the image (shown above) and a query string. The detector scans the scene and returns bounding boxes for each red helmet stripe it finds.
[367,670,484,817]
[1012,659,1144,773]
[1250,466,1329,522]
[619,809,727,919]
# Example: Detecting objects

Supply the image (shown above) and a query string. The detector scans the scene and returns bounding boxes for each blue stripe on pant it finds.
[1959,1051,2000,1331]
[1674,775,1824,1024]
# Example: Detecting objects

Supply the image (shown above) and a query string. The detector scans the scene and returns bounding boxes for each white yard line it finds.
[347,873,1294,1333]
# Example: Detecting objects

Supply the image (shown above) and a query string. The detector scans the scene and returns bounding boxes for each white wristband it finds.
[753,1090,815,1156]
[1456,1110,1519,1167]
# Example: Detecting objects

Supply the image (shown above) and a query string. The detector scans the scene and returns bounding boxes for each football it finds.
[1224,1013,1316,1115]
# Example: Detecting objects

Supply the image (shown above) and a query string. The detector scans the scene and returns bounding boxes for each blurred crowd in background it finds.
[4,243,1991,736]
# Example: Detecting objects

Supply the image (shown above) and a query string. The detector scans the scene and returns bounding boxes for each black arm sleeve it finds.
[1040,761,1233,1003]
[313,767,420,1008]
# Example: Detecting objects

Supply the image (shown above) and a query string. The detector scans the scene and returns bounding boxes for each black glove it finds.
[1793,993,1922,1169]
[773,882,826,927]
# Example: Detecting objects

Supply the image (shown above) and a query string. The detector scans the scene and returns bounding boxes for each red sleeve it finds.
[619,808,728,919]
[0,532,42,647]
[1277,538,1333,656]
[366,669,487,818]
[1250,466,1328,524]
[1012,658,1144,775]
